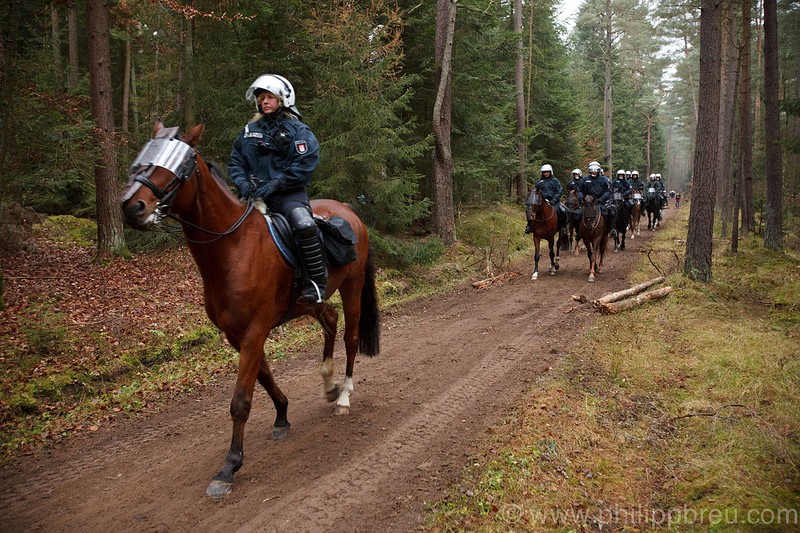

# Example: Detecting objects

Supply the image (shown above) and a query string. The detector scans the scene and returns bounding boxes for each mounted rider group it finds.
[529,162,668,242]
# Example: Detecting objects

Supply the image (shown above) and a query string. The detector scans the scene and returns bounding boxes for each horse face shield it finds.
[120,134,197,228]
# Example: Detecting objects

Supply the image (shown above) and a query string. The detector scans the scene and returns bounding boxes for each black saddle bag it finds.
[317,216,358,266]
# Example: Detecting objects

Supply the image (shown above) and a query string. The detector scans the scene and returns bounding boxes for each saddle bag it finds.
[317,216,358,266]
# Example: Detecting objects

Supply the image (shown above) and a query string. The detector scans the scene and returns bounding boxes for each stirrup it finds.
[301,279,325,304]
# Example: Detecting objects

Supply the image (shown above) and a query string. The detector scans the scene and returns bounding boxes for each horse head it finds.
[120,122,206,229]
[525,187,544,222]
[565,189,579,209]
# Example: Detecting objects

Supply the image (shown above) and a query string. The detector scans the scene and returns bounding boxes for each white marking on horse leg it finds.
[321,358,337,395]
[336,376,354,410]
[531,271,539,280]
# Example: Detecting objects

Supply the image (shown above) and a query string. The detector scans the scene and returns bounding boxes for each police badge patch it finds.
[294,140,308,154]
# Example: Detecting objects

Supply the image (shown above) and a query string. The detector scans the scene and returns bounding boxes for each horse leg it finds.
[255,356,291,440]
[332,284,363,416]
[548,237,557,275]
[313,303,341,403]
[531,237,541,280]
[207,340,263,498]
[553,235,561,272]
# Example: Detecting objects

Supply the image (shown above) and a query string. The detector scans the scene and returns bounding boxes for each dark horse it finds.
[120,123,380,499]
[577,195,607,283]
[645,188,662,230]
[565,189,583,256]
[525,188,566,280]
[611,192,631,253]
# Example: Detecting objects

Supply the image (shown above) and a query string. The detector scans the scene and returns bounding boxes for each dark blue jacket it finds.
[578,174,611,203]
[629,177,646,192]
[535,176,563,203]
[566,177,582,192]
[610,177,632,199]
[228,113,320,199]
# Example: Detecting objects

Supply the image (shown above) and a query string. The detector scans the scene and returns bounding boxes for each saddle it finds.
[265,212,358,269]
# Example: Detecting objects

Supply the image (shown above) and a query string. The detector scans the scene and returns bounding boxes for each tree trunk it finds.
[762,0,782,250]
[738,0,753,237]
[87,0,125,258]
[182,17,196,131]
[121,37,131,133]
[791,40,800,203]
[716,0,737,238]
[603,0,613,170]
[51,3,63,93]
[68,4,79,92]
[0,0,21,169]
[684,0,721,282]
[432,0,456,246]
[514,0,526,203]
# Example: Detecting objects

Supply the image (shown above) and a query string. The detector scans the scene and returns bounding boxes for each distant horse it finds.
[565,189,583,255]
[577,195,607,283]
[120,123,380,499]
[645,188,662,230]
[629,189,642,238]
[611,192,631,252]
[525,188,566,280]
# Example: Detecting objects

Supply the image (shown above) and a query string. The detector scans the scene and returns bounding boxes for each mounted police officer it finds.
[610,169,632,236]
[578,161,612,232]
[654,173,667,208]
[533,164,568,237]
[228,74,327,304]
[629,170,645,193]
[567,168,582,193]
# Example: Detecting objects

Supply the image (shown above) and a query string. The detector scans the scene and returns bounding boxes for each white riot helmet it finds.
[540,164,553,175]
[245,74,301,116]
[631,170,639,177]
[588,162,601,174]
[656,173,662,180]
[616,169,625,179]
[572,168,582,177]
[649,173,656,180]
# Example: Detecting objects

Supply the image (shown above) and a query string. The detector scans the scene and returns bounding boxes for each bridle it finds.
[122,128,255,243]
[527,189,556,223]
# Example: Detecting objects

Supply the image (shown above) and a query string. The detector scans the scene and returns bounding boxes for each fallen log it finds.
[593,276,666,306]
[597,286,672,314]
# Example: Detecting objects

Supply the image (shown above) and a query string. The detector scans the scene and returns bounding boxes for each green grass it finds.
[425,208,800,532]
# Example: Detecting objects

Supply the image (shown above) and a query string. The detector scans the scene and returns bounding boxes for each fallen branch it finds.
[471,271,518,289]
[594,276,666,306]
[571,294,588,304]
[671,403,755,421]
[597,286,672,314]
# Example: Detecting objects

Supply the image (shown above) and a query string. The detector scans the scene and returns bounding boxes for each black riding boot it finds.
[288,207,327,304]
[608,213,618,237]
[557,204,568,237]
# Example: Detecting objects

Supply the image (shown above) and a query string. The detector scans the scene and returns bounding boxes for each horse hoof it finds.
[588,275,595,283]
[531,272,539,281]
[550,269,555,276]
[334,405,350,416]
[206,480,233,499]
[272,423,290,440]
[325,385,340,403]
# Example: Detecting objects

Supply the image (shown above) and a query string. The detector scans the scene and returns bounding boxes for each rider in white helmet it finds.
[228,74,326,304]
[531,164,567,237]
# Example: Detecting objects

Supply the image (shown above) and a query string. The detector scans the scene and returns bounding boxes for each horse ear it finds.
[153,120,164,138]
[183,124,205,147]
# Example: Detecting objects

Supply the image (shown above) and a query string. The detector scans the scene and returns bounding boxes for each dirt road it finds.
[0,220,667,533]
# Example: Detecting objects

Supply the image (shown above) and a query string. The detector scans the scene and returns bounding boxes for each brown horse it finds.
[577,195,607,283]
[629,189,642,238]
[525,188,565,280]
[565,189,583,255]
[119,123,380,499]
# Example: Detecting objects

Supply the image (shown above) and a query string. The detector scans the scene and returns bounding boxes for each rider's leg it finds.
[287,206,328,304]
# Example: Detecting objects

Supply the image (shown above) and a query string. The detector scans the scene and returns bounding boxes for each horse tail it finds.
[358,247,381,356]
[560,233,570,252]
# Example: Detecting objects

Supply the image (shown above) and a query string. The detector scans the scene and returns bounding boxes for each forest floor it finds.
[0,210,672,532]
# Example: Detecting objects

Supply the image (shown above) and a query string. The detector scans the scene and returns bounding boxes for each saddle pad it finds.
[265,215,296,267]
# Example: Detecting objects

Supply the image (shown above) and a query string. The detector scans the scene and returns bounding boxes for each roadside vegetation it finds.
[0,202,530,460]
[425,207,800,532]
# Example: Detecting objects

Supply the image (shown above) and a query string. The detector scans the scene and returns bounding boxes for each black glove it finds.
[236,180,251,199]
